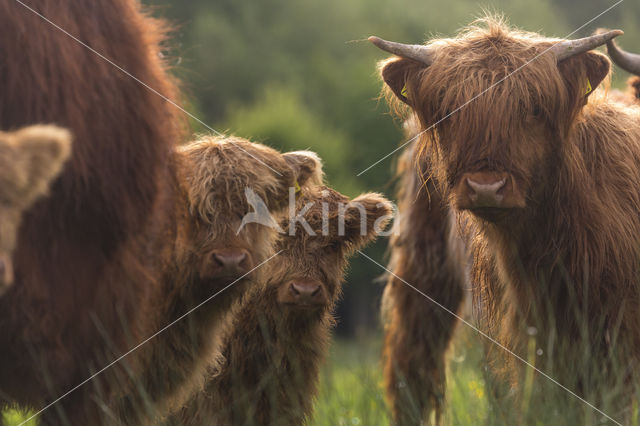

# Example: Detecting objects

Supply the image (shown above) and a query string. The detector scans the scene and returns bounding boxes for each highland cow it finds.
[114,136,324,424]
[166,185,393,425]
[0,1,184,424]
[372,17,640,422]
[382,123,468,425]
[604,36,640,102]
[0,125,71,296]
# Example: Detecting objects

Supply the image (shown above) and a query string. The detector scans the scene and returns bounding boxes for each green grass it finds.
[6,326,638,425]
[2,329,489,426]
[310,328,490,426]
[3,409,36,426]
[311,335,390,426]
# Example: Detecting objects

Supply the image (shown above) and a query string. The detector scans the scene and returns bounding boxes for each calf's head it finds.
[176,136,323,295]
[0,125,72,293]
[270,186,393,315]
[372,18,620,222]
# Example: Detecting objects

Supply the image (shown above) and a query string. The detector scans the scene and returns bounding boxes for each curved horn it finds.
[552,30,623,62]
[368,36,434,66]
[605,39,640,75]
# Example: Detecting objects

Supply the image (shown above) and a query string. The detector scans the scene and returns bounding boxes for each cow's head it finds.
[0,125,71,295]
[270,186,393,316]
[176,136,323,298]
[372,18,620,223]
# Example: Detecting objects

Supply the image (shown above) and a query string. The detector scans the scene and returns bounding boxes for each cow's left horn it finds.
[605,38,640,75]
[368,36,434,66]
[553,30,623,62]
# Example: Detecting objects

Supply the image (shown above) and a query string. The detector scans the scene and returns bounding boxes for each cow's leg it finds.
[382,144,467,425]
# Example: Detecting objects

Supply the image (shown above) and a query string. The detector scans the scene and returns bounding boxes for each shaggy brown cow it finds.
[0,1,183,424]
[382,119,468,425]
[603,36,640,102]
[0,125,72,295]
[372,17,640,423]
[166,186,393,425]
[114,136,323,424]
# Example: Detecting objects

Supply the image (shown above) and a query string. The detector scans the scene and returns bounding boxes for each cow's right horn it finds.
[553,30,623,62]
[368,36,434,66]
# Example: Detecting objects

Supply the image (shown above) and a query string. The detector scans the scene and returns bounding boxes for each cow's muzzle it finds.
[455,171,526,218]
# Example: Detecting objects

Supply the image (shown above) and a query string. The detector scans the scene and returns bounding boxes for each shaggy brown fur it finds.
[378,17,640,422]
[382,121,468,425]
[608,77,640,106]
[114,136,324,424]
[0,1,184,424]
[166,186,393,425]
[0,125,71,295]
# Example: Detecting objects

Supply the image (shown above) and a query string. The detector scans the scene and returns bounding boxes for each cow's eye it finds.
[531,105,543,118]
[325,241,342,253]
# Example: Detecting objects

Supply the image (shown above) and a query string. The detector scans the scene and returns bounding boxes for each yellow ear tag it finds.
[294,179,301,195]
[584,79,592,96]
[401,84,408,98]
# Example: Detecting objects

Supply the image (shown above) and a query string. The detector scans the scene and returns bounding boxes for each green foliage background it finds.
[145,0,640,334]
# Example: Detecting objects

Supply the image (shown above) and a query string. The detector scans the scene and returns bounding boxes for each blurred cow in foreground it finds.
[0,0,185,423]
[373,16,640,424]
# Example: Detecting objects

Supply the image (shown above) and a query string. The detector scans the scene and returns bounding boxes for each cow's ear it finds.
[379,58,426,105]
[283,150,324,188]
[14,125,72,201]
[342,193,394,249]
[559,51,610,103]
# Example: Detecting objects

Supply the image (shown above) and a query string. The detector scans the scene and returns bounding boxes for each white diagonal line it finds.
[20,250,282,425]
[357,0,625,176]
[357,250,622,426]
[11,0,283,176]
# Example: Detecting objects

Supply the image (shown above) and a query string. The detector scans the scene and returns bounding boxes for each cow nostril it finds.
[291,281,322,299]
[289,283,300,296]
[467,177,506,193]
[214,251,248,268]
[466,177,507,204]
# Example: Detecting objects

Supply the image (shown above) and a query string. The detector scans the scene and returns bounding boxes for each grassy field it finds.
[311,328,489,426]
[5,326,638,425]
[312,327,639,426]
[3,329,487,426]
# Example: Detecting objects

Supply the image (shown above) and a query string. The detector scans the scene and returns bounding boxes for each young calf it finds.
[113,136,322,424]
[0,125,71,296]
[167,185,393,425]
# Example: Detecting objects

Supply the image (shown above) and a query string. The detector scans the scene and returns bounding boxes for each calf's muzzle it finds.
[278,279,327,307]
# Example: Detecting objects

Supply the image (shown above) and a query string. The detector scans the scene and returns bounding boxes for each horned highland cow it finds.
[0,0,184,423]
[0,125,72,296]
[372,17,640,423]
[114,136,324,424]
[382,122,468,425]
[166,185,393,425]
